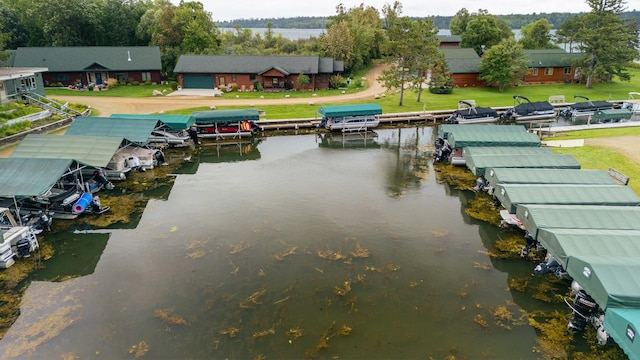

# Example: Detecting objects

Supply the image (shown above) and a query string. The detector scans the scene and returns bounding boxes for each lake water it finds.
[0,127,607,359]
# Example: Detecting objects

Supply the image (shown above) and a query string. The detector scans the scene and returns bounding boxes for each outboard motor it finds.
[16,237,31,258]
[521,232,539,257]
[93,169,115,190]
[474,176,489,192]
[445,113,459,124]
[568,289,599,332]
[434,138,452,163]
[534,254,566,278]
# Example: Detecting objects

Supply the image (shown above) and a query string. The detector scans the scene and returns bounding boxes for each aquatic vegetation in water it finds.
[473,314,489,328]
[186,240,207,259]
[408,280,423,288]
[129,340,149,359]
[153,308,190,326]
[258,268,266,278]
[350,242,370,258]
[334,280,352,296]
[288,327,304,341]
[508,277,529,292]
[305,321,353,358]
[473,262,492,271]
[219,327,240,337]
[364,263,401,273]
[431,228,449,237]
[465,195,502,226]
[492,305,528,330]
[529,310,573,359]
[491,234,527,259]
[251,327,276,339]
[239,289,268,309]
[272,246,297,261]
[229,242,250,254]
[433,163,477,190]
[317,247,345,261]
[229,260,239,276]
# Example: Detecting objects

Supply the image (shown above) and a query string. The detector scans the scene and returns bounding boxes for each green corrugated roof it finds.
[12,46,161,71]
[604,308,640,360]
[495,184,640,213]
[524,49,582,68]
[462,146,553,157]
[466,154,580,176]
[66,117,156,144]
[10,134,124,167]
[515,204,640,240]
[110,114,195,130]
[192,109,260,123]
[0,158,77,197]
[486,168,618,188]
[318,104,382,118]
[566,255,640,309]
[437,124,527,139]
[537,228,640,269]
[449,130,541,148]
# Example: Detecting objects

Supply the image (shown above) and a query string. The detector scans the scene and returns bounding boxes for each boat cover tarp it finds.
[593,109,633,121]
[565,255,640,309]
[537,228,640,269]
[66,117,157,145]
[0,158,76,197]
[452,106,499,119]
[494,184,640,213]
[514,100,555,116]
[110,114,195,130]
[9,134,124,168]
[485,168,618,189]
[318,104,382,118]
[463,146,553,157]
[448,130,541,148]
[515,204,640,240]
[438,124,526,139]
[466,154,580,176]
[604,307,640,360]
[192,109,260,123]
[569,100,613,112]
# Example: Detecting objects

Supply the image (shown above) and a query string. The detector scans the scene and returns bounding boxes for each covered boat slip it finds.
[494,184,640,214]
[485,168,618,189]
[604,308,640,360]
[317,104,382,131]
[65,117,157,146]
[536,228,640,270]
[437,124,527,139]
[110,114,195,131]
[462,146,553,157]
[466,154,581,176]
[565,255,640,310]
[0,158,91,198]
[515,204,640,240]
[448,130,541,149]
[192,109,259,139]
[318,104,382,118]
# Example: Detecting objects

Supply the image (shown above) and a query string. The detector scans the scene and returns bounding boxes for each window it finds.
[20,77,36,90]
[231,74,236,82]
[563,67,571,75]
[249,74,256,80]
[272,77,278,87]
[52,74,70,82]
[544,68,553,76]
[218,77,226,86]
[531,68,538,76]
[142,72,151,81]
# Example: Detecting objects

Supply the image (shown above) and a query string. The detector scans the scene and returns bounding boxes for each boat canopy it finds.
[593,109,633,122]
[66,117,158,145]
[437,124,526,139]
[565,255,640,309]
[466,154,580,176]
[0,158,82,197]
[110,114,195,130]
[494,184,640,214]
[453,106,498,118]
[448,130,541,148]
[537,228,640,269]
[604,307,640,360]
[462,146,553,157]
[485,168,618,189]
[512,96,555,115]
[192,109,260,124]
[515,204,640,240]
[318,104,382,118]
[10,134,125,168]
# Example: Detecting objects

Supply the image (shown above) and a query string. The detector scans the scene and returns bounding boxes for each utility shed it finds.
[66,117,158,145]
[604,308,640,360]
[515,204,640,240]
[318,104,382,118]
[437,124,527,139]
[462,146,553,157]
[565,255,640,309]
[110,114,195,130]
[485,168,618,189]
[448,130,541,149]
[466,154,580,176]
[537,228,640,269]
[192,109,260,124]
[494,184,640,213]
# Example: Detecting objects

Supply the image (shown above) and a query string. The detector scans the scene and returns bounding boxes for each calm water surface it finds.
[2,128,565,359]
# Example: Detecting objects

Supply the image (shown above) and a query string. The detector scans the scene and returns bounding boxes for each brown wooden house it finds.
[173,55,344,91]
[522,49,582,84]
[440,48,485,87]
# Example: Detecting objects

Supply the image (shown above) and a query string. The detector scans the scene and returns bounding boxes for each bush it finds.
[169,81,179,91]
[107,78,118,88]
[253,80,263,91]
[329,74,346,89]
[131,81,140,86]
[284,81,293,90]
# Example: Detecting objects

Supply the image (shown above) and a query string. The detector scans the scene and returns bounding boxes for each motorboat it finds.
[317,104,382,132]
[621,92,640,114]
[445,101,500,124]
[0,207,40,267]
[560,95,614,117]
[500,95,557,123]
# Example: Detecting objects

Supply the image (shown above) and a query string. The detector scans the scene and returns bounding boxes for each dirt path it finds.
[51,64,390,116]
[586,136,640,163]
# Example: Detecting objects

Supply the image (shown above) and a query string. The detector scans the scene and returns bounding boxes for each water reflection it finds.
[0,127,584,359]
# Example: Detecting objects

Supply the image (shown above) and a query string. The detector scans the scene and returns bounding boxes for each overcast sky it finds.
[187,0,597,22]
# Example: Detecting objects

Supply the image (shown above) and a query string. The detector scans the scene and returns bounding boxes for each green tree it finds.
[297,73,310,89]
[519,18,557,49]
[478,38,529,92]
[428,53,454,94]
[459,10,514,55]
[379,15,440,106]
[449,8,471,35]
[555,16,583,53]
[572,0,640,88]
[319,21,354,68]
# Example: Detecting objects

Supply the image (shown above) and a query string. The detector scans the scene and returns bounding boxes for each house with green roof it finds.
[11,46,162,87]
[440,48,484,87]
[523,49,582,84]
[173,55,344,91]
